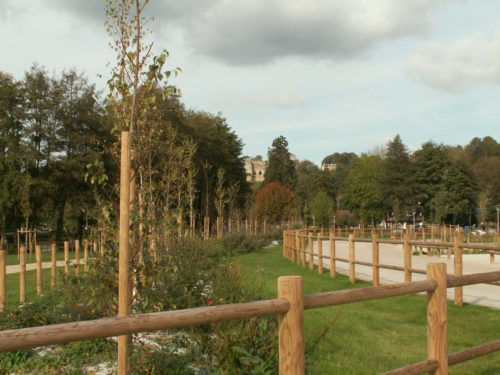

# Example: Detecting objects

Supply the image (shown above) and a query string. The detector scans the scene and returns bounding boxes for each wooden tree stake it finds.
[64,241,69,275]
[75,240,80,277]
[51,243,56,288]
[118,131,131,375]
[35,245,42,296]
[20,246,26,303]
[0,249,5,311]
[84,240,88,273]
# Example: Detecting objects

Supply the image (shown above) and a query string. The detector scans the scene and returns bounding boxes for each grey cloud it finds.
[407,33,500,91]
[43,0,450,66]
[178,0,448,65]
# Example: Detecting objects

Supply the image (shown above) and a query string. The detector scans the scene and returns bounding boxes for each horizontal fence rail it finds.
[0,262,499,374]
[0,299,290,353]
[283,228,500,308]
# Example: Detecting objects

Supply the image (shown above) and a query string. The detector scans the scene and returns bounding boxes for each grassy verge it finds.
[237,245,500,375]
[5,268,68,311]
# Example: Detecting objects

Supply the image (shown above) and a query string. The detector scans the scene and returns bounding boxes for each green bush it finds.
[0,232,280,373]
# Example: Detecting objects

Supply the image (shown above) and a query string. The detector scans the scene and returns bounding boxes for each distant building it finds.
[321,163,336,171]
[246,159,267,182]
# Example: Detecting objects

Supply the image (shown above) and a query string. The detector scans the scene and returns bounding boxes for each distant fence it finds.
[283,229,500,307]
[0,239,103,311]
[320,225,500,244]
[0,263,498,374]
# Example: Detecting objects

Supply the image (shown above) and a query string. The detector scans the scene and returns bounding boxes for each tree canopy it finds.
[264,136,297,190]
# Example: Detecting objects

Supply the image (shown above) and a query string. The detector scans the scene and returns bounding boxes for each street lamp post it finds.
[411,209,416,231]
[333,214,336,230]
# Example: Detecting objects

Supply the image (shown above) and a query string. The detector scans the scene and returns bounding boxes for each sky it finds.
[1,0,499,165]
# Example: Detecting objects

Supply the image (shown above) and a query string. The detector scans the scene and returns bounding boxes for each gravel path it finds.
[310,240,500,310]
[6,260,76,274]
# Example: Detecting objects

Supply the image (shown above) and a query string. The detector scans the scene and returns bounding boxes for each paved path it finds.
[310,240,500,310]
[6,260,75,274]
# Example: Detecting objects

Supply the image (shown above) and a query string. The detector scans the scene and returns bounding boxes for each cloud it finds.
[245,87,305,108]
[178,0,448,65]
[44,0,450,66]
[407,32,500,91]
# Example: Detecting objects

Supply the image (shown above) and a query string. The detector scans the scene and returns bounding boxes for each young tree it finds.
[255,182,295,224]
[310,191,334,228]
[264,136,297,190]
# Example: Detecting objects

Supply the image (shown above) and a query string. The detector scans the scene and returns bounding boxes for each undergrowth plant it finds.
[0,231,283,374]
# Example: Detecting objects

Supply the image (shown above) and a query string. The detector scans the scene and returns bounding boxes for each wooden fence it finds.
[0,239,103,311]
[0,263,498,374]
[319,225,500,244]
[283,230,500,307]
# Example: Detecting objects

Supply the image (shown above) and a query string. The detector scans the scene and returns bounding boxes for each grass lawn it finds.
[5,268,69,311]
[237,245,500,375]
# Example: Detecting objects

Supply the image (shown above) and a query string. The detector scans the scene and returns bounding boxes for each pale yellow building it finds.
[246,159,267,182]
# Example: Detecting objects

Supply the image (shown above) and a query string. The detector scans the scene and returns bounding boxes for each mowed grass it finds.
[237,245,500,375]
[5,267,72,311]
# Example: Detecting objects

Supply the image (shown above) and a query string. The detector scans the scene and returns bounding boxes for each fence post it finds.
[427,263,448,374]
[308,233,314,271]
[75,240,80,277]
[318,235,323,274]
[301,233,306,267]
[330,232,336,278]
[454,236,463,307]
[283,231,286,258]
[295,232,300,265]
[118,130,131,375]
[20,246,26,303]
[404,235,411,283]
[51,243,56,288]
[36,245,42,296]
[278,276,305,375]
[372,234,379,286]
[349,234,355,283]
[0,248,5,311]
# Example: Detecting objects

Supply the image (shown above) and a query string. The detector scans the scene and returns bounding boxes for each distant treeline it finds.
[292,135,500,227]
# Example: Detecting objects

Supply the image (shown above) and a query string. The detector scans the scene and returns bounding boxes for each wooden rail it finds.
[282,229,500,307]
[0,264,498,374]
